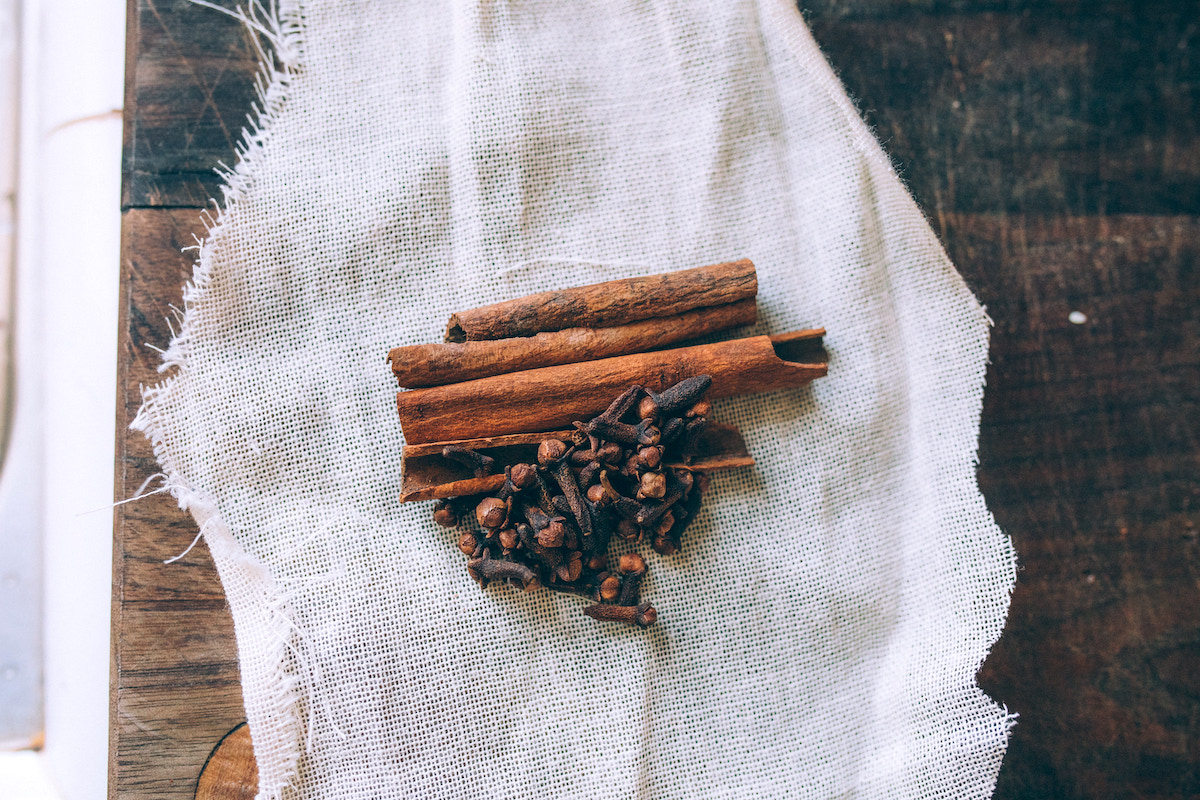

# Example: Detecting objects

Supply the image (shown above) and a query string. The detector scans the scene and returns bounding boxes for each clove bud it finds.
[537,438,569,466]
[636,445,662,470]
[498,527,519,550]
[432,373,716,628]
[556,551,583,583]
[585,483,609,505]
[442,444,495,478]
[637,471,667,500]
[509,462,537,490]
[457,532,479,556]
[599,574,621,602]
[475,497,507,529]
[467,556,539,591]
[651,535,678,556]
[618,553,646,574]
[432,500,459,528]
[583,602,657,628]
[537,518,566,549]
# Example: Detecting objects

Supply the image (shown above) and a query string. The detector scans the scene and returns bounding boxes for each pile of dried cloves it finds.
[431,375,715,627]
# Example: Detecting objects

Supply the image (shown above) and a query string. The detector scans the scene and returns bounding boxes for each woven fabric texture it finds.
[134,1,1017,797]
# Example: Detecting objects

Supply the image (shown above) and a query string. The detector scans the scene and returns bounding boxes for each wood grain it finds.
[122,0,258,209]
[115,0,258,794]
[113,208,247,800]
[806,3,1200,219]
[804,7,1200,796]
[943,214,1200,800]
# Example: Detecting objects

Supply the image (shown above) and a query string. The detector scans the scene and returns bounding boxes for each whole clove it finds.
[583,602,657,628]
[537,438,570,466]
[431,374,717,628]
[618,572,645,608]
[496,463,537,500]
[467,556,540,591]
[643,375,712,417]
[594,384,644,426]
[551,459,594,545]
[599,574,621,602]
[475,497,507,529]
[442,444,496,478]
[432,500,459,528]
[589,417,660,447]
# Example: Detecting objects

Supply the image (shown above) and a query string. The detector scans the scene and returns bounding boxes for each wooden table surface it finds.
[112,1,1200,797]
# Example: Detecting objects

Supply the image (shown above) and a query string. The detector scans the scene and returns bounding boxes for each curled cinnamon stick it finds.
[397,423,753,502]
[395,330,826,444]
[390,299,757,388]
[444,259,757,342]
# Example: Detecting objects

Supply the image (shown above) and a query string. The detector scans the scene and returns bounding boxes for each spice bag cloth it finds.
[134,0,1017,797]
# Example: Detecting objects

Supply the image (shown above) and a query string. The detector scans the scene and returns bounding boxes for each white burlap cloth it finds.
[134,1,1017,797]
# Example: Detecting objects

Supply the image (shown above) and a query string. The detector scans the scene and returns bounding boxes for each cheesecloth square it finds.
[133,1,1018,797]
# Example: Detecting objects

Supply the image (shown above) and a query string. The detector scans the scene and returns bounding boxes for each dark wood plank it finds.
[112,593,243,798]
[122,0,259,209]
[806,5,1200,795]
[115,0,258,792]
[938,214,1200,800]
[806,1,1200,217]
[113,208,245,799]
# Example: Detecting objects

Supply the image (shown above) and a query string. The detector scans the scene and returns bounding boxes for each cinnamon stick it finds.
[398,423,753,502]
[395,330,826,444]
[390,299,757,388]
[444,258,757,342]
[401,430,578,459]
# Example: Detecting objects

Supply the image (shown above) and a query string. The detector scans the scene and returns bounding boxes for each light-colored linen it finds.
[135,1,1016,797]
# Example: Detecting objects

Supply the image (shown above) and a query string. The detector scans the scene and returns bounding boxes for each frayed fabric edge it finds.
[129,1,310,797]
